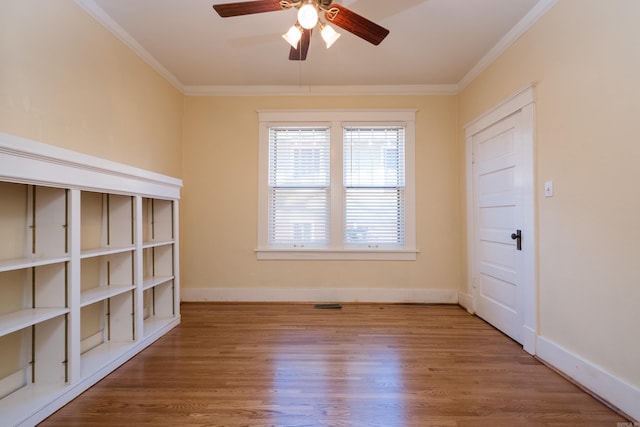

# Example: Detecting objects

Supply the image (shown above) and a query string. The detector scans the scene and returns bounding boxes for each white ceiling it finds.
[75,0,554,94]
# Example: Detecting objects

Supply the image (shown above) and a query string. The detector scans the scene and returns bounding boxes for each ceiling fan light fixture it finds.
[297,3,318,29]
[282,25,303,48]
[320,23,340,48]
[212,0,390,61]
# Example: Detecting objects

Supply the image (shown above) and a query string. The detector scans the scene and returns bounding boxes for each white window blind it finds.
[343,126,406,247]
[268,127,330,247]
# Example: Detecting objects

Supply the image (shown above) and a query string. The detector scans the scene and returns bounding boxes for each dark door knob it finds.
[511,229,522,251]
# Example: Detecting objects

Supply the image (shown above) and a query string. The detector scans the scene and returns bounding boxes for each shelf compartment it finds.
[142,280,175,339]
[0,263,69,339]
[142,198,174,244]
[0,332,24,398]
[142,244,174,280]
[0,315,68,395]
[81,191,134,252]
[0,183,68,263]
[143,280,174,317]
[81,252,134,296]
[0,182,29,262]
[80,291,135,357]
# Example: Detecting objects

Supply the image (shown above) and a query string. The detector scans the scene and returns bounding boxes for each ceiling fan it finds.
[212,0,390,60]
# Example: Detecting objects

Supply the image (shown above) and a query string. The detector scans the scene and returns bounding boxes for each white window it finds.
[257,110,417,260]
[268,127,330,248]
[344,126,405,248]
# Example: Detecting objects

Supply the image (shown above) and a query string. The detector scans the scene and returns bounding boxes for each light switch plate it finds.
[544,181,554,197]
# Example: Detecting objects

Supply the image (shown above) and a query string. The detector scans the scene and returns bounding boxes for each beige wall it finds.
[0,0,184,177]
[459,0,640,388]
[181,95,460,297]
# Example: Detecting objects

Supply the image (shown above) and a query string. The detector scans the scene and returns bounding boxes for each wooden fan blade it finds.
[324,5,389,45]
[213,0,283,17]
[289,28,312,61]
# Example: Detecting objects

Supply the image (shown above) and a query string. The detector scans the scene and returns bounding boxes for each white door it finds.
[473,111,527,343]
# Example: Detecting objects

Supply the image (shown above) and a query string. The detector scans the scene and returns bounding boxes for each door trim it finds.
[463,84,537,355]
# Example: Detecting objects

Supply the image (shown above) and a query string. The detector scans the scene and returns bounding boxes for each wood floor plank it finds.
[40,303,628,426]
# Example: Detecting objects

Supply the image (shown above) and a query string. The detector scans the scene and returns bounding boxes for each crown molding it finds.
[74,0,184,93]
[183,84,459,97]
[457,0,559,91]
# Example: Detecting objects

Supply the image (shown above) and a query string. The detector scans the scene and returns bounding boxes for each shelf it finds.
[142,276,174,291]
[143,316,178,339]
[80,245,135,259]
[81,341,135,378]
[0,255,70,273]
[0,308,70,338]
[142,240,174,249]
[0,382,69,427]
[80,285,135,307]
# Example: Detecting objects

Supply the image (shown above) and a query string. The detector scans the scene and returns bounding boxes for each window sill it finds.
[255,248,418,261]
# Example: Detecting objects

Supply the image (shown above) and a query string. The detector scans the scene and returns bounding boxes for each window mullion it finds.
[329,121,343,249]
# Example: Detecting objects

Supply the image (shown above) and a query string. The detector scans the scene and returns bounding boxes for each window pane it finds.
[269,189,329,246]
[269,128,330,187]
[344,127,405,187]
[344,188,405,245]
[268,127,330,247]
[344,127,405,246]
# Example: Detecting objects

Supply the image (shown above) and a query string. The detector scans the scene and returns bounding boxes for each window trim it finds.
[257,109,417,261]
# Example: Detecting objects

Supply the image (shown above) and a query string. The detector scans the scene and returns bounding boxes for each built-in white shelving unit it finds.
[0,133,182,427]
[141,198,178,339]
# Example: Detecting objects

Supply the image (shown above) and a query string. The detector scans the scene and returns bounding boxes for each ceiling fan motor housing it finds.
[318,0,333,10]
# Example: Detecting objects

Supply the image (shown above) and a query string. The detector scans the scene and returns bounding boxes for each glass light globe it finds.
[321,24,341,48]
[282,25,303,48]
[298,4,318,30]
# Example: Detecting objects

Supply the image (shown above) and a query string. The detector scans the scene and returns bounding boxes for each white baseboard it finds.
[537,336,640,423]
[457,291,537,355]
[457,292,474,313]
[522,325,537,355]
[181,287,459,304]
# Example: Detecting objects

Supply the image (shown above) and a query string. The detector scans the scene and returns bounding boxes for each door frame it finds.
[463,84,537,355]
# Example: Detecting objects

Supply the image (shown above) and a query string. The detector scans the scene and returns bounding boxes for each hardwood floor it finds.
[41,303,627,426]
